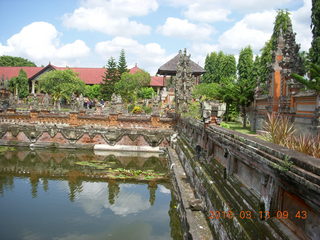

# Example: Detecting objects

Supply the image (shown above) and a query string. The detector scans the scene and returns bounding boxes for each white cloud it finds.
[166,0,299,13]
[95,37,172,74]
[157,17,214,41]
[292,0,312,51]
[184,3,231,22]
[218,11,274,53]
[63,0,158,36]
[217,0,312,54]
[0,22,90,66]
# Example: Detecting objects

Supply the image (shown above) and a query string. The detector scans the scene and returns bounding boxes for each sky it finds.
[0,0,312,75]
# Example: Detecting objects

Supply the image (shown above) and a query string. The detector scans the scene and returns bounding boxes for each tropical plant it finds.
[236,46,256,128]
[115,70,150,103]
[39,69,85,106]
[8,69,29,98]
[84,84,101,99]
[263,113,295,146]
[292,63,320,93]
[138,87,155,99]
[310,0,320,66]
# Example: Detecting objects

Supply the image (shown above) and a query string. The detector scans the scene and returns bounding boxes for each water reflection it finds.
[0,148,183,240]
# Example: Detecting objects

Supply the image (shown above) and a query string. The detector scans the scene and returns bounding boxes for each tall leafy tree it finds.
[39,69,85,107]
[115,70,150,103]
[236,46,255,127]
[0,56,36,67]
[9,69,29,98]
[202,51,236,83]
[101,57,120,101]
[117,49,128,75]
[310,0,320,66]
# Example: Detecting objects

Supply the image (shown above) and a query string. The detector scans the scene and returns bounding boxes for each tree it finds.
[202,51,236,83]
[39,69,85,107]
[117,49,128,75]
[0,55,36,67]
[310,0,320,66]
[8,69,29,98]
[236,46,255,128]
[84,84,101,100]
[115,70,150,103]
[292,63,320,93]
[137,87,155,99]
[101,57,120,101]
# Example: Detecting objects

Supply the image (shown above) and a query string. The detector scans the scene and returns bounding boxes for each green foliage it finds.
[236,46,255,127]
[142,105,152,114]
[138,87,155,99]
[202,51,236,83]
[115,70,150,103]
[292,63,320,93]
[132,106,142,114]
[84,84,101,99]
[8,69,29,98]
[310,0,320,65]
[271,10,292,50]
[192,83,220,99]
[181,101,201,119]
[263,113,295,145]
[0,55,36,67]
[117,49,128,75]
[39,69,85,103]
[101,57,120,101]
[220,122,231,129]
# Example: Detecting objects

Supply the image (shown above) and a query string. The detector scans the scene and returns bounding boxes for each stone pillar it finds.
[31,80,35,94]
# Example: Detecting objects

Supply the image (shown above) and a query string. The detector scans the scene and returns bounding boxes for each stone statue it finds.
[174,49,195,113]
[70,93,77,111]
[201,100,212,124]
[43,93,50,109]
[78,94,84,110]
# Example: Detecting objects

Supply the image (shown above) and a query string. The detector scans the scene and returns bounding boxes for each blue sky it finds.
[0,0,312,74]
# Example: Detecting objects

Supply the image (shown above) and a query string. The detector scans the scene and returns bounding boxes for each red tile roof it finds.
[54,66,105,85]
[150,76,165,87]
[0,64,165,87]
[0,66,44,80]
[129,64,142,74]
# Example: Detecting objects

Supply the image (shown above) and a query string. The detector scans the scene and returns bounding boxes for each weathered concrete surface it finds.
[175,117,320,240]
[168,147,213,240]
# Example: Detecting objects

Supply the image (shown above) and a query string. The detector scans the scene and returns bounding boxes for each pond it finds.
[0,148,182,240]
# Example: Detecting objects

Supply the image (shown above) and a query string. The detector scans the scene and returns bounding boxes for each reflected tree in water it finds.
[30,173,39,198]
[0,175,15,196]
[67,171,83,202]
[42,178,49,192]
[148,182,157,206]
[108,180,120,205]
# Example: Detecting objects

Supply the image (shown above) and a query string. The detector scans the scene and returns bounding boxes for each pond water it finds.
[0,148,182,240]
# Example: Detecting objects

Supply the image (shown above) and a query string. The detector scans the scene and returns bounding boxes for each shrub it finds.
[143,105,152,114]
[262,113,295,145]
[220,122,231,129]
[132,106,142,114]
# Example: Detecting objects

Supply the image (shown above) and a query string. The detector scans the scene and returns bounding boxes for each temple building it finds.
[251,25,319,135]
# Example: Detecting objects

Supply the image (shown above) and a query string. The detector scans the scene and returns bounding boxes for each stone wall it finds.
[175,118,320,240]
[0,123,173,149]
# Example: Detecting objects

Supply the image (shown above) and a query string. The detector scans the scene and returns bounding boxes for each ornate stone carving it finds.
[174,49,196,113]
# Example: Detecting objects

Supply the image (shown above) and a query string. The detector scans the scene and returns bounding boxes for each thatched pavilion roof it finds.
[157,53,205,76]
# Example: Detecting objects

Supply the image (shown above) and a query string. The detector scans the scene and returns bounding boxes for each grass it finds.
[220,121,256,135]
[0,146,16,153]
